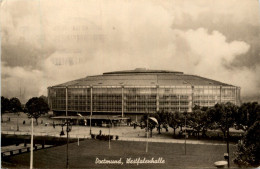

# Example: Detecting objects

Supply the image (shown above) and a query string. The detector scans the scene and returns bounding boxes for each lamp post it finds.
[64,120,72,169]
[65,86,69,169]
[66,120,69,169]
[107,116,112,150]
[145,96,149,153]
[90,116,92,135]
[109,121,111,150]
[30,118,33,169]
[90,86,93,135]
[17,112,20,131]
[226,113,230,168]
[146,114,149,153]
[183,112,187,155]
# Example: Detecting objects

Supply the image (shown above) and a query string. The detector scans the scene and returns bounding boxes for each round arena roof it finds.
[52,68,234,87]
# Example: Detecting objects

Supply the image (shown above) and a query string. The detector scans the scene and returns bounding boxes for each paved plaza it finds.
[1,112,240,146]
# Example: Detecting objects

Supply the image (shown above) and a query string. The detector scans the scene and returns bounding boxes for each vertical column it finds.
[234,87,237,105]
[207,86,209,107]
[121,86,124,117]
[47,87,52,111]
[178,95,181,112]
[86,88,88,112]
[237,87,241,106]
[90,86,93,116]
[190,86,194,112]
[220,86,222,103]
[156,85,159,112]
[47,87,50,108]
[66,86,68,116]
[90,86,93,134]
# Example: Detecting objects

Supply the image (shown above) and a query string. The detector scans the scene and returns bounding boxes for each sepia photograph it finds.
[1,0,260,168]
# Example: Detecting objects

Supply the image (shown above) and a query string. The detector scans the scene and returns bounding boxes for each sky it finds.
[1,0,260,103]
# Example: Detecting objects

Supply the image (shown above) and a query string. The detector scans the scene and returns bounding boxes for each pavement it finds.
[1,112,239,146]
[1,143,53,157]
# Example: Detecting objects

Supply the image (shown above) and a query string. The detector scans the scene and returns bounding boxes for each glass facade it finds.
[92,87,122,112]
[193,86,220,107]
[124,87,157,113]
[48,85,240,114]
[158,86,192,112]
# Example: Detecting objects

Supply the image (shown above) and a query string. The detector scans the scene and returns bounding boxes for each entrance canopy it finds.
[51,115,130,121]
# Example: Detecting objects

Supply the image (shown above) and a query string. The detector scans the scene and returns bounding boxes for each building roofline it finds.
[103,68,183,75]
[49,69,238,88]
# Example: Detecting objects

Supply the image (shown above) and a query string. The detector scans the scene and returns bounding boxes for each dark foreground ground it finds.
[2,139,237,169]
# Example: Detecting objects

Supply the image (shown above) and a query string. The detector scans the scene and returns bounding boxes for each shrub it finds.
[91,134,96,139]
[234,121,260,167]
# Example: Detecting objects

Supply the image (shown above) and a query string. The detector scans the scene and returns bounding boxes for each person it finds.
[23,120,25,125]
[179,130,183,136]
[99,130,102,135]
[60,130,65,136]
[53,122,55,128]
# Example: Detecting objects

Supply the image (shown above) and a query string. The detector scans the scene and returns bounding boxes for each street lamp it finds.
[108,120,111,150]
[17,112,20,131]
[146,114,149,153]
[183,112,188,155]
[60,119,72,169]
[107,116,112,150]
[30,117,34,169]
[89,115,92,135]
[225,112,230,168]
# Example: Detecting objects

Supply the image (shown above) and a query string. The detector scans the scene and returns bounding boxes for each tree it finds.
[234,121,260,167]
[9,97,22,131]
[168,111,182,136]
[25,97,49,125]
[9,97,22,113]
[1,96,11,122]
[188,107,209,139]
[208,102,238,138]
[237,102,260,130]
[153,110,169,134]
[39,95,48,104]
[140,114,157,137]
[208,102,239,168]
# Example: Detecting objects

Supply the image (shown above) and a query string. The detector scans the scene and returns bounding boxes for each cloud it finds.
[1,0,260,103]
[168,28,260,98]
[1,62,43,103]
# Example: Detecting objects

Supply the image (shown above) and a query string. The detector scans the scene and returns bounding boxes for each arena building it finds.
[48,68,240,122]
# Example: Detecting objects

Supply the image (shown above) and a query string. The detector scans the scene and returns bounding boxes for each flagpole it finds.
[30,118,33,169]
[78,118,79,146]
[109,122,111,150]
[146,115,148,153]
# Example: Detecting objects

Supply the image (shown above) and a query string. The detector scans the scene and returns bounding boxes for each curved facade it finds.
[48,68,241,116]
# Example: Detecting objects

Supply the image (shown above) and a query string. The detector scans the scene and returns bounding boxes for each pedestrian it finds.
[99,130,102,135]
[23,120,25,125]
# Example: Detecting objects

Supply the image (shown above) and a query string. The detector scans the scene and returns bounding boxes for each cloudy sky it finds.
[1,0,260,103]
